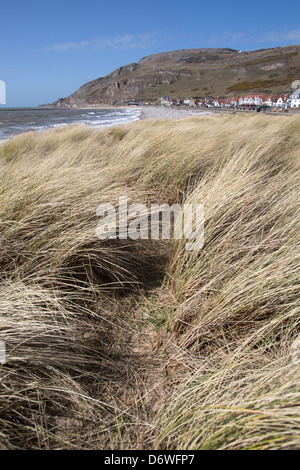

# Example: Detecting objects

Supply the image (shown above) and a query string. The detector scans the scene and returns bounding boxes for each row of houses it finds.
[233,90,300,108]
[161,88,300,109]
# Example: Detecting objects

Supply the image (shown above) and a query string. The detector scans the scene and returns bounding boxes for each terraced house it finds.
[290,88,300,108]
[239,95,266,106]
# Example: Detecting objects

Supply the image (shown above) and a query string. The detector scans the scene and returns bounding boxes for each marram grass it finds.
[0,114,299,449]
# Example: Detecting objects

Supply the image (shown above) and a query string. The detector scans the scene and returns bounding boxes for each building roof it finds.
[290,88,300,98]
[240,95,267,100]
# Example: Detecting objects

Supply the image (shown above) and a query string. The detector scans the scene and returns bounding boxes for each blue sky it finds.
[1,0,300,107]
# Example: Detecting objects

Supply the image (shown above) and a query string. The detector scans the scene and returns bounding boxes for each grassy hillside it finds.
[0,114,299,449]
[58,45,300,106]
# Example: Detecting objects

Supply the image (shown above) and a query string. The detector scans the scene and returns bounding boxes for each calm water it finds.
[0,107,141,142]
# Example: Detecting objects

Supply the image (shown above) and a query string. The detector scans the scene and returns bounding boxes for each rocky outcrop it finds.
[55,46,300,106]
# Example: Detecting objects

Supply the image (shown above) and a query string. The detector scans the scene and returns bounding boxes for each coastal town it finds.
[160,86,300,111]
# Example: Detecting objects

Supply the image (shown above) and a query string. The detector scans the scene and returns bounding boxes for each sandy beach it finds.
[79,104,216,120]
[137,105,297,120]
[139,106,214,120]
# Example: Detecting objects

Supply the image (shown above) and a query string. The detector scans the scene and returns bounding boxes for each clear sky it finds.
[1,0,300,107]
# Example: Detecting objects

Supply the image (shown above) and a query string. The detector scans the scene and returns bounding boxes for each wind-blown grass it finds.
[0,114,299,449]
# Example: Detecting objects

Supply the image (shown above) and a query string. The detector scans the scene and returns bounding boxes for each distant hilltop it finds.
[52,45,300,107]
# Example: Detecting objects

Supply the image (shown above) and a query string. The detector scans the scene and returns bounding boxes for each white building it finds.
[290,89,300,108]
[239,95,266,106]
[213,98,226,107]
[161,96,171,106]
[265,97,274,107]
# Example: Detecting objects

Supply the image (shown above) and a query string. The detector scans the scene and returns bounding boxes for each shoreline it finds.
[1,105,297,145]
[71,104,299,120]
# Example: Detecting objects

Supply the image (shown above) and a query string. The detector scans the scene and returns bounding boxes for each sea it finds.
[0,107,142,143]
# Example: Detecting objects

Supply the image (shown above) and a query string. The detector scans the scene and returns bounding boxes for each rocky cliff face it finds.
[56,46,300,106]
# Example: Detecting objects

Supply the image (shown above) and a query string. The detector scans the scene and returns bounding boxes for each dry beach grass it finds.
[0,113,299,449]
